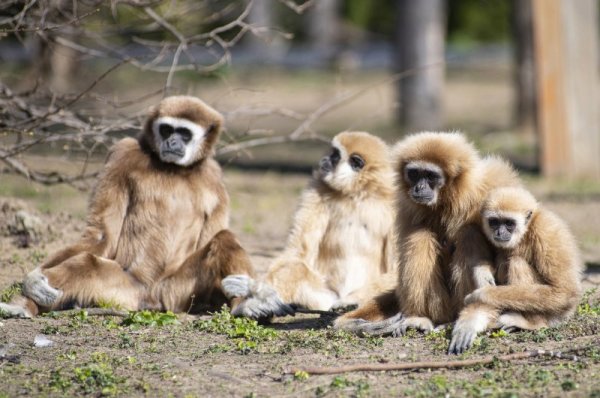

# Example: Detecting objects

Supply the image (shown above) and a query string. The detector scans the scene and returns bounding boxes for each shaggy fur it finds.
[335,132,522,333]
[449,187,583,353]
[222,132,398,318]
[1,96,254,318]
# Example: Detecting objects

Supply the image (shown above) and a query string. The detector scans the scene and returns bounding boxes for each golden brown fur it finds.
[222,132,398,317]
[335,132,521,333]
[1,96,254,317]
[449,187,583,353]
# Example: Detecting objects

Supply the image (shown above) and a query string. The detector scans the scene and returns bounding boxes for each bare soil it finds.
[1,170,599,398]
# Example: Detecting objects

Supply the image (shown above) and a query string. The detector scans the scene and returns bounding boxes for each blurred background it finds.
[0,0,599,275]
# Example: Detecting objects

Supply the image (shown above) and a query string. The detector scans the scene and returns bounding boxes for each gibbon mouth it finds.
[494,236,512,242]
[163,150,185,157]
[411,194,434,204]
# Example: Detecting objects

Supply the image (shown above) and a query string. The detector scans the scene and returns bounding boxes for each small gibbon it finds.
[335,132,522,335]
[448,187,583,354]
[0,96,257,317]
[222,131,398,318]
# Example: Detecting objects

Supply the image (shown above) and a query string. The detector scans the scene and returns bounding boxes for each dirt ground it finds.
[0,169,599,398]
[1,68,600,397]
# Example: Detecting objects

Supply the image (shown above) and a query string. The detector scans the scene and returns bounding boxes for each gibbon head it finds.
[142,96,224,166]
[317,131,392,195]
[481,187,538,249]
[393,132,480,207]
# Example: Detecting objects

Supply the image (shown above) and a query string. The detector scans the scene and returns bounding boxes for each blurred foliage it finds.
[447,0,512,45]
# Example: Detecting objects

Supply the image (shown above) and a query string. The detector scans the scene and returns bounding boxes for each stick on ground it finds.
[290,349,582,375]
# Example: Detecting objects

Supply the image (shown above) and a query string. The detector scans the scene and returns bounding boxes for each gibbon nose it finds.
[166,136,184,151]
[320,157,333,172]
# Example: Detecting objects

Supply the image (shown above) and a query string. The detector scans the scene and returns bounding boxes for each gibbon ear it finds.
[525,210,533,222]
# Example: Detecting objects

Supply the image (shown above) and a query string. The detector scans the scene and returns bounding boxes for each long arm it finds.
[396,226,452,324]
[40,140,132,270]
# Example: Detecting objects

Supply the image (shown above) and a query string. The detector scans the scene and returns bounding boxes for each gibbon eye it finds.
[406,168,419,182]
[159,123,174,139]
[488,217,500,228]
[175,127,192,143]
[505,219,516,228]
[330,148,341,163]
[349,154,365,171]
[426,171,440,183]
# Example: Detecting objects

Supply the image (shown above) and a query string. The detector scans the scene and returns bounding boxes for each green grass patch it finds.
[122,310,179,327]
[194,306,277,354]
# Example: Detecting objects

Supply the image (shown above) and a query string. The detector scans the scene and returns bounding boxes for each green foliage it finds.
[294,370,309,381]
[490,329,509,339]
[447,0,511,45]
[49,369,72,392]
[578,288,600,316]
[122,310,179,327]
[195,306,277,354]
[0,282,22,303]
[73,363,118,396]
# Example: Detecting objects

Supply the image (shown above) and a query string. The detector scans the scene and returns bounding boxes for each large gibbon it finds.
[0,96,256,317]
[222,131,398,318]
[335,132,522,335]
[448,187,583,354]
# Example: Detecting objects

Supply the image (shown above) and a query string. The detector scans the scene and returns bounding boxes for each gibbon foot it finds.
[22,269,62,307]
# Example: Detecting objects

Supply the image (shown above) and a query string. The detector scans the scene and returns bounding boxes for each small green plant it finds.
[294,370,310,381]
[0,282,23,303]
[122,310,179,327]
[49,369,72,392]
[195,306,277,353]
[490,329,509,338]
[330,376,351,388]
[578,288,600,316]
[73,363,118,395]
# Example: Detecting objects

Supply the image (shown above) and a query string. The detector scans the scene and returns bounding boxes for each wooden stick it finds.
[290,349,581,375]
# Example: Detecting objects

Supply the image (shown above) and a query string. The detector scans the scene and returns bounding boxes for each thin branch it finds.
[289,347,588,375]
[277,0,316,14]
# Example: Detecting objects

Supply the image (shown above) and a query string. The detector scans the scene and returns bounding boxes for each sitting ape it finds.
[222,131,398,318]
[448,187,583,354]
[0,96,258,317]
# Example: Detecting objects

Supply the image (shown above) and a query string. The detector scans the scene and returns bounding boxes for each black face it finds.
[158,123,192,157]
[319,147,366,174]
[488,217,516,242]
[404,165,444,204]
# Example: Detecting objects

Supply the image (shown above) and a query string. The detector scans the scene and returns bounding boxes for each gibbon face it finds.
[481,187,538,249]
[143,96,224,166]
[402,161,445,205]
[394,132,479,207]
[318,131,391,194]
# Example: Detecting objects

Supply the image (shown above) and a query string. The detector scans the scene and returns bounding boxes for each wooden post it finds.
[395,0,446,131]
[511,0,536,133]
[532,0,600,179]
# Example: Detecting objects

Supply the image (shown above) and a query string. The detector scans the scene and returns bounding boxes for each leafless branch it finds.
[289,346,592,375]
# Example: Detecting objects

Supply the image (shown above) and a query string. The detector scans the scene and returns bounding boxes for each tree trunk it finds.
[532,0,600,179]
[511,0,536,134]
[307,0,341,63]
[394,0,446,131]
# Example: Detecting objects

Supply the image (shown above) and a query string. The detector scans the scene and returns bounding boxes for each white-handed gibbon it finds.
[335,132,522,336]
[448,186,583,354]
[221,131,398,318]
[0,96,257,317]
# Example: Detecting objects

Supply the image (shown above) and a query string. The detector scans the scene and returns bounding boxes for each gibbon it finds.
[0,96,257,317]
[221,131,398,318]
[448,186,583,354]
[335,132,521,335]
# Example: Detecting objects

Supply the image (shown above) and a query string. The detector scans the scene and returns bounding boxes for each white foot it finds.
[0,303,32,318]
[22,269,62,307]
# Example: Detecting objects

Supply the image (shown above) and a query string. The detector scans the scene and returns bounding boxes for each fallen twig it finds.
[289,348,583,375]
